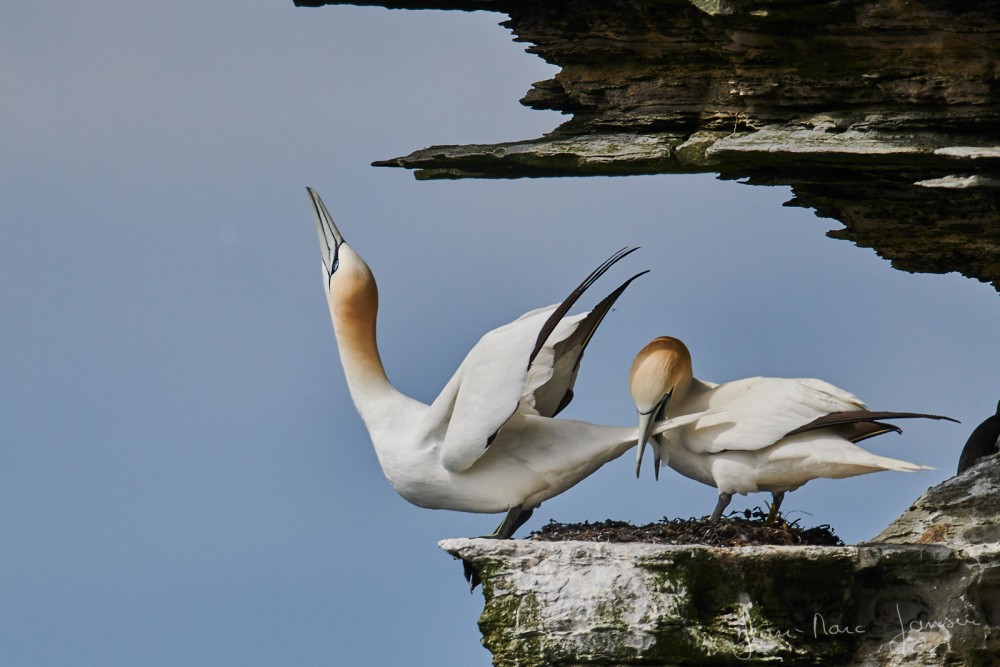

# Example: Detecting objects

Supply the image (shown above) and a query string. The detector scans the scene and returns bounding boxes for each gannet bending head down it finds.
[629,336,958,523]
[309,187,662,540]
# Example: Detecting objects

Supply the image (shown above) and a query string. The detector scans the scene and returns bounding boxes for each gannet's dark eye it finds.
[325,246,339,277]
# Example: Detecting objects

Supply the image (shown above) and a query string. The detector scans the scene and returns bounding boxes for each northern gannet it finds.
[629,336,957,523]
[309,187,668,539]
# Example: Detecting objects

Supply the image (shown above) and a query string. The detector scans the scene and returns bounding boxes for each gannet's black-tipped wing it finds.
[531,269,649,417]
[529,246,638,364]
[435,248,643,473]
[784,411,959,439]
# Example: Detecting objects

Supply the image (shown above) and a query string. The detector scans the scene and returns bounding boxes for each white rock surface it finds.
[442,459,1000,666]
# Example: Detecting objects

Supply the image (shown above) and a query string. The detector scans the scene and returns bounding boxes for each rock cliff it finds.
[442,455,1000,666]
[296,0,1000,290]
[294,3,1000,663]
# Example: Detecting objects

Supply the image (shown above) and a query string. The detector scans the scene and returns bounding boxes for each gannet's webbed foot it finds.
[764,491,786,526]
[708,492,733,523]
[486,505,534,540]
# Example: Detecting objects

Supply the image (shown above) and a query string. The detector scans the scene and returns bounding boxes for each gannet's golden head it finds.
[326,243,378,321]
[629,336,693,479]
[307,187,379,322]
[629,336,692,412]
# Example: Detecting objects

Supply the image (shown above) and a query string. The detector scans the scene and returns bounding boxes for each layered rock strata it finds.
[296,0,1000,289]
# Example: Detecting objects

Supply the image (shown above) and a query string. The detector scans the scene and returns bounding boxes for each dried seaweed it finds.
[529,508,844,547]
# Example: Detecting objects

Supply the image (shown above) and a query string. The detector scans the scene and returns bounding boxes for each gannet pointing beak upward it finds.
[307,187,673,546]
[628,336,958,524]
[310,187,344,281]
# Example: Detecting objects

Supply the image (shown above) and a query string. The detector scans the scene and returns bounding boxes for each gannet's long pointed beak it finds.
[635,392,670,479]
[636,410,654,479]
[306,187,344,281]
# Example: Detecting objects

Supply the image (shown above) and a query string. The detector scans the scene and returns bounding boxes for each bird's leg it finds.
[708,493,733,523]
[464,506,536,592]
[488,505,534,540]
[765,491,785,526]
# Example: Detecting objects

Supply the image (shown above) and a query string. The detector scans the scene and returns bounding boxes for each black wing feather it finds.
[784,410,958,439]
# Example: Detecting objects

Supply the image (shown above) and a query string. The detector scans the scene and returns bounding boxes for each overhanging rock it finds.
[297,0,1000,290]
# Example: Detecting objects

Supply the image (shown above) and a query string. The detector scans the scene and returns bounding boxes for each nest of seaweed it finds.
[529,508,844,547]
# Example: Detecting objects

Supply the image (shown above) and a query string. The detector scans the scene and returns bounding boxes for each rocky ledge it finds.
[296,0,1000,290]
[441,455,1000,666]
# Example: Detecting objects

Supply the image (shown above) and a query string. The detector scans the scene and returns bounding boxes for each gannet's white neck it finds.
[326,244,405,425]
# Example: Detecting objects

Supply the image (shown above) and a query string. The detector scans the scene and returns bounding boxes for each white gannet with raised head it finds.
[309,187,670,540]
[628,336,957,523]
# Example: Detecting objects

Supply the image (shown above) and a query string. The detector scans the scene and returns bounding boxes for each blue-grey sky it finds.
[2,2,997,665]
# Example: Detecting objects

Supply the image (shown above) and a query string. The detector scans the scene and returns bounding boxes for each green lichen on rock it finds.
[478,588,545,667]
[592,590,632,631]
[443,540,877,665]
[442,462,1000,667]
[635,546,858,663]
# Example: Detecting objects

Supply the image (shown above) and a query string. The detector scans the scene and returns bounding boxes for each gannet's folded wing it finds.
[681,377,867,454]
